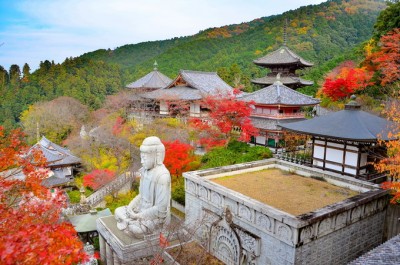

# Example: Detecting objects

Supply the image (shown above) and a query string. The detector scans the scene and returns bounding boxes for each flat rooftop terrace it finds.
[211,168,360,216]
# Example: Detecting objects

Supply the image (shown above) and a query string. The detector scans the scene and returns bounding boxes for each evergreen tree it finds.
[373,0,400,39]
[22,63,31,82]
[9,64,21,86]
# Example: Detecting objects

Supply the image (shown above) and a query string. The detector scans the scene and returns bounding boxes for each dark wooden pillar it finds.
[342,142,347,174]
[311,137,315,167]
[323,139,327,170]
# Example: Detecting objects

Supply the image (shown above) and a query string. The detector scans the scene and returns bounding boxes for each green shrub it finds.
[105,191,137,214]
[66,187,93,204]
[200,141,273,169]
[172,178,185,206]
[66,190,81,204]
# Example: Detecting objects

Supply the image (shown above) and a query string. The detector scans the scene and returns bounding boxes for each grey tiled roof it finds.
[348,235,400,265]
[253,46,313,67]
[31,136,81,167]
[280,107,394,141]
[251,75,313,86]
[140,70,233,100]
[251,117,306,131]
[239,81,320,106]
[126,70,172,89]
[142,86,203,100]
[42,175,73,188]
[178,70,232,94]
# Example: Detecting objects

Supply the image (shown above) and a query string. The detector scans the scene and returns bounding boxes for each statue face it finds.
[140,151,155,170]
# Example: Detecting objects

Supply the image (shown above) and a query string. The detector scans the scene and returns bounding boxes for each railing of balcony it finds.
[251,112,305,119]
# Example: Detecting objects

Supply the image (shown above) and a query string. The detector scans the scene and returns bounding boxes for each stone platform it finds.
[183,158,389,265]
[97,215,183,265]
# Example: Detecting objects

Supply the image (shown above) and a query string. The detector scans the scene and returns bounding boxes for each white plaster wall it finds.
[313,145,324,159]
[256,136,266,145]
[345,152,358,167]
[327,142,344,149]
[160,101,168,114]
[190,102,200,116]
[325,162,342,172]
[326,148,343,163]
[344,167,357,175]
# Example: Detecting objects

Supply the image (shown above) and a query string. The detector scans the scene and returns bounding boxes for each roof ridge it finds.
[180,69,217,75]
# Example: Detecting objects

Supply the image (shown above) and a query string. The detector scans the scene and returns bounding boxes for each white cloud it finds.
[0,0,325,70]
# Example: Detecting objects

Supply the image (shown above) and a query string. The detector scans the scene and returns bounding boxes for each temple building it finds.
[252,46,314,89]
[31,136,81,187]
[141,69,233,117]
[126,61,172,92]
[280,96,393,182]
[239,79,319,147]
[126,62,172,117]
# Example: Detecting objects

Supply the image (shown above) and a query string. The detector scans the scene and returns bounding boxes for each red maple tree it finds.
[83,169,116,190]
[163,140,195,178]
[189,91,258,149]
[365,28,400,85]
[0,126,87,264]
[321,66,374,101]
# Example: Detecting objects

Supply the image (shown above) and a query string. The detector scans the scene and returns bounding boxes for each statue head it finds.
[140,136,165,170]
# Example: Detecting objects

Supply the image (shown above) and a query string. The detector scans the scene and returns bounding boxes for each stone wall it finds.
[183,158,388,265]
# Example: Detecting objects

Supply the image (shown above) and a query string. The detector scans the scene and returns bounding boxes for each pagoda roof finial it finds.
[153,61,158,71]
[283,18,288,46]
[345,95,361,110]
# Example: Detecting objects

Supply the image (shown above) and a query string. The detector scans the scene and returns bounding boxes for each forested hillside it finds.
[0,0,387,128]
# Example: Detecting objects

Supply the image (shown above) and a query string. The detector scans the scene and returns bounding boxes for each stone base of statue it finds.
[97,215,178,265]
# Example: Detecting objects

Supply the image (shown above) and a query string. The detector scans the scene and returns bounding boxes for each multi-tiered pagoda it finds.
[239,79,319,147]
[251,45,314,89]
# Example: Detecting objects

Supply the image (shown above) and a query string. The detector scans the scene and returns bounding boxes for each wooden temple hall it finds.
[279,96,393,182]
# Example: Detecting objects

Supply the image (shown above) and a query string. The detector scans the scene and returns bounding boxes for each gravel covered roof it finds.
[31,136,81,167]
[239,81,319,106]
[251,75,313,86]
[253,46,313,67]
[126,69,172,89]
[280,101,394,141]
[141,70,233,100]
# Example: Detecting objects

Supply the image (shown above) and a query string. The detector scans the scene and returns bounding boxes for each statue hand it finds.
[130,213,142,220]
[127,209,141,219]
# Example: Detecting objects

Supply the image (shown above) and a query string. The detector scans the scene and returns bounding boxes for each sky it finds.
[0,0,325,71]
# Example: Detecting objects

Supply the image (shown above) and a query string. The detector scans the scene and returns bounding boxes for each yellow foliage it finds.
[254,50,263,55]
[155,118,182,128]
[129,132,149,147]
[297,27,309,35]
[364,39,375,57]
[81,148,119,171]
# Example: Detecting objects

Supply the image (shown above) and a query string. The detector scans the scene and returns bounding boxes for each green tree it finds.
[373,0,400,39]
[22,63,30,82]
[0,66,8,89]
[9,64,21,86]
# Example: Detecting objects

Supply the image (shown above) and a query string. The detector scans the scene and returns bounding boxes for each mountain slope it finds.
[81,0,386,88]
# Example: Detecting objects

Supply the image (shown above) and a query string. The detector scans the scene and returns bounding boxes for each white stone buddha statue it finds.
[114,136,171,238]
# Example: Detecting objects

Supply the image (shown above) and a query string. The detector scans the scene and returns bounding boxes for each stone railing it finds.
[184,159,387,247]
[86,172,133,207]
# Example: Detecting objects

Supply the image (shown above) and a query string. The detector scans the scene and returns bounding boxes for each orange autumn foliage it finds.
[364,28,400,85]
[375,98,400,204]
[0,126,87,264]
